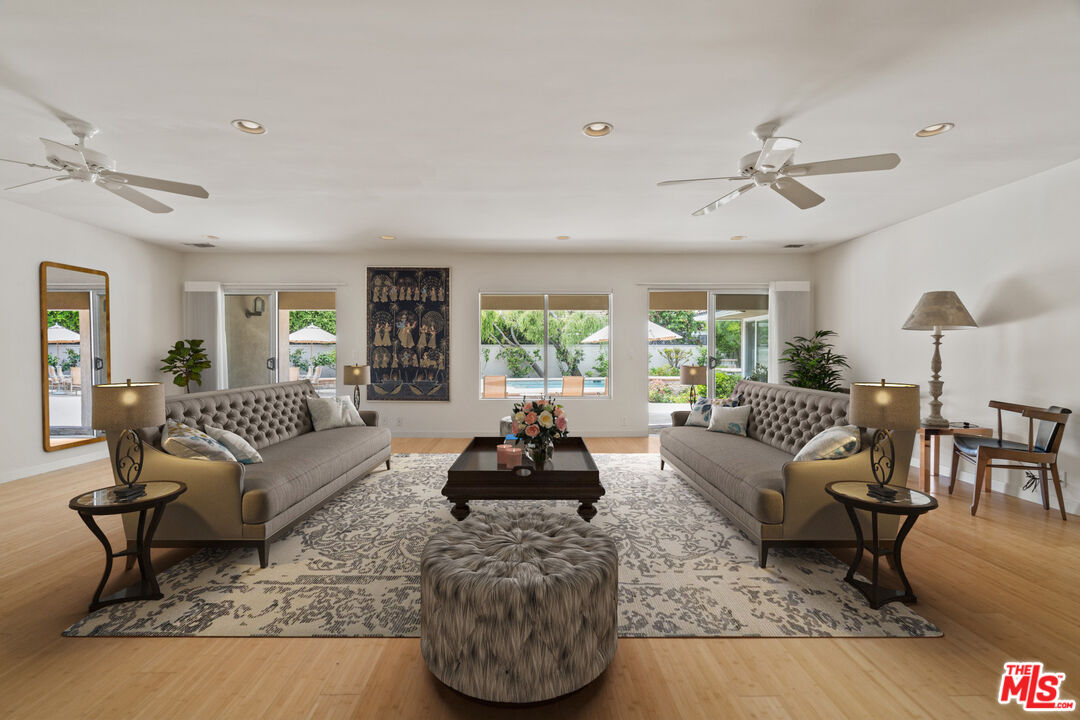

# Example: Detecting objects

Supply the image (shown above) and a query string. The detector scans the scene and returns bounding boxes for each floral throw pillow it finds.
[204,425,263,464]
[161,419,237,462]
[685,398,713,427]
[706,405,752,437]
[793,425,862,461]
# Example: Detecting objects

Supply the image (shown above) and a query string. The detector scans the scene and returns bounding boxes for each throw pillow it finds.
[161,419,237,462]
[307,396,366,431]
[685,398,713,427]
[706,405,752,436]
[793,425,862,461]
[204,425,263,464]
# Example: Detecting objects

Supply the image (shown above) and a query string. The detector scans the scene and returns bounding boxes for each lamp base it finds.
[921,415,949,429]
[866,483,898,501]
[113,483,146,501]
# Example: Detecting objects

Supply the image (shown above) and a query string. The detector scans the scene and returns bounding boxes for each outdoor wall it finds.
[181,251,814,438]
[0,200,184,483]
[812,158,1080,515]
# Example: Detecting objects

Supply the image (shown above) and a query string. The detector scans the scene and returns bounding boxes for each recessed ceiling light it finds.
[783,243,805,249]
[379,235,396,241]
[582,122,613,137]
[204,234,219,241]
[231,119,266,134]
[556,235,571,240]
[915,122,954,137]
[730,235,747,241]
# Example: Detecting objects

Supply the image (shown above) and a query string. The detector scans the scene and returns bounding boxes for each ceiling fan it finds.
[658,122,900,216]
[0,118,209,213]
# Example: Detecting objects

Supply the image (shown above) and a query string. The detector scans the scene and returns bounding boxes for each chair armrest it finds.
[671,410,690,427]
[988,400,1033,415]
[1022,408,1071,423]
[359,410,379,427]
[107,431,245,543]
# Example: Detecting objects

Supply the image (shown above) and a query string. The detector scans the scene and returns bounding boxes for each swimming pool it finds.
[505,378,607,393]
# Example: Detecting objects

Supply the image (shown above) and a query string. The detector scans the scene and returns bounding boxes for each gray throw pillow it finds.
[204,425,263,464]
[793,425,862,461]
[706,405,751,436]
[161,419,237,462]
[307,396,366,431]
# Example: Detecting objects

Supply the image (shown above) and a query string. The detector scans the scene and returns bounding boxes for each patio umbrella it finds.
[580,321,681,344]
[47,324,80,362]
[288,324,336,368]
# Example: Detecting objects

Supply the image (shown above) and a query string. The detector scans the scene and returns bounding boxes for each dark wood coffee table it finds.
[443,437,604,521]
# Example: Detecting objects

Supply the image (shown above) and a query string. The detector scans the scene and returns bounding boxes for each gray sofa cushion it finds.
[660,425,792,524]
[735,380,851,455]
[242,425,392,523]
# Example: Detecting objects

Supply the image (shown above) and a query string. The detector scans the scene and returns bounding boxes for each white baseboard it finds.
[391,429,648,438]
[1,445,109,485]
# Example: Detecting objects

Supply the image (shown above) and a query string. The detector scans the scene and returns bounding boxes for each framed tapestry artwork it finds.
[367,267,450,401]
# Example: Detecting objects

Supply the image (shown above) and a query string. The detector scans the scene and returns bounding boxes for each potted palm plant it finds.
[780,330,850,392]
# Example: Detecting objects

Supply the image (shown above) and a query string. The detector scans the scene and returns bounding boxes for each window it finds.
[479,293,611,398]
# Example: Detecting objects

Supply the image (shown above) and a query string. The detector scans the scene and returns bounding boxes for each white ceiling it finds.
[2,0,1079,254]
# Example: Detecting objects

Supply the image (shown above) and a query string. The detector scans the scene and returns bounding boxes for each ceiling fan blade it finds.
[755,136,801,172]
[5,175,71,192]
[0,157,58,171]
[657,176,746,187]
[771,177,824,209]
[692,183,756,216]
[99,171,209,198]
[39,137,87,169]
[783,153,900,177]
[96,180,173,213]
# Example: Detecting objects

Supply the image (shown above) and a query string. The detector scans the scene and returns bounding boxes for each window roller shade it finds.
[649,291,707,311]
[278,292,336,310]
[547,294,610,311]
[480,294,545,311]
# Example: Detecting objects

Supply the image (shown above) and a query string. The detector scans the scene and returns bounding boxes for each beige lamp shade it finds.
[902,291,978,331]
[92,380,166,430]
[849,381,921,431]
[680,365,707,385]
[343,365,371,385]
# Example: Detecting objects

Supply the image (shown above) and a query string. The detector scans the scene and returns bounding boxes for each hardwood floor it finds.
[0,436,1075,719]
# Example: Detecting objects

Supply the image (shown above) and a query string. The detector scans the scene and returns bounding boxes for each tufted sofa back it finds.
[139,380,319,451]
[734,380,851,456]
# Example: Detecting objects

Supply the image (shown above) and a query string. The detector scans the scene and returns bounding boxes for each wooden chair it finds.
[312,365,336,390]
[69,365,82,395]
[288,366,300,381]
[949,400,1071,519]
[561,376,585,397]
[48,366,61,392]
[482,375,507,399]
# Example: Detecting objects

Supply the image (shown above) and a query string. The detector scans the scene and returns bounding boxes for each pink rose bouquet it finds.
[511,397,569,448]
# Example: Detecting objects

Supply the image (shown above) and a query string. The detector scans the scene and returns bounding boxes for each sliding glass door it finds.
[224,292,278,388]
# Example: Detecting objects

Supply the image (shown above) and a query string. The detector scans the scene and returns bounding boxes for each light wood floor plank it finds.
[0,438,1075,719]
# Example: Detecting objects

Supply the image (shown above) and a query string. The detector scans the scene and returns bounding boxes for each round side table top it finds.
[825,481,938,515]
[69,481,186,514]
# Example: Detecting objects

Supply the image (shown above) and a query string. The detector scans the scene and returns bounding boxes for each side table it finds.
[918,424,992,492]
[825,481,938,609]
[69,481,186,612]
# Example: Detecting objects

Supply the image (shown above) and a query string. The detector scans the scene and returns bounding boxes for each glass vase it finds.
[524,437,554,466]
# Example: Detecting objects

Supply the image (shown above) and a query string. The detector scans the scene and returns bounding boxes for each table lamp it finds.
[92,380,166,501]
[680,365,707,407]
[344,365,371,408]
[902,291,977,428]
[849,380,921,500]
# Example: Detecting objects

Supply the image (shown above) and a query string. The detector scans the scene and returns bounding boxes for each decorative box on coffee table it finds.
[442,436,604,521]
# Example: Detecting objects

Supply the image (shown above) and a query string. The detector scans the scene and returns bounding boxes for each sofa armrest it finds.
[359,410,379,427]
[671,410,690,427]
[107,431,246,544]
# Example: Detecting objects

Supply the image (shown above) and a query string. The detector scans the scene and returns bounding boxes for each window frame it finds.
[478,291,613,400]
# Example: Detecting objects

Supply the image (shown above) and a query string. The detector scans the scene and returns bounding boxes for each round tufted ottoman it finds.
[420,510,618,703]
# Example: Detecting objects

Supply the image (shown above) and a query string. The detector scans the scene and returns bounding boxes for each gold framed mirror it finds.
[40,262,111,451]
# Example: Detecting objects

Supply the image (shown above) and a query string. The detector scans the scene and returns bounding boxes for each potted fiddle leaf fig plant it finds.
[160,339,212,393]
[780,330,850,392]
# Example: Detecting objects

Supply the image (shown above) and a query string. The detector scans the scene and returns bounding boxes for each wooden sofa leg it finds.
[386,458,392,471]
[759,544,768,568]
[660,459,665,470]
[258,542,269,568]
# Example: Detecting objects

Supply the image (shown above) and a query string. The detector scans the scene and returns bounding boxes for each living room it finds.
[2,1,1078,718]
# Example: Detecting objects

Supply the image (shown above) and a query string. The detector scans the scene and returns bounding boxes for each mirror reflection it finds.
[41,262,110,451]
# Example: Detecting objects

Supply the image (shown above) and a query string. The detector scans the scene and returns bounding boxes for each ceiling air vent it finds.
[184,242,216,249]
[783,243,805,249]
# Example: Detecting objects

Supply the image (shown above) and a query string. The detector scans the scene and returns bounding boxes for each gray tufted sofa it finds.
[659,380,914,567]
[106,380,392,567]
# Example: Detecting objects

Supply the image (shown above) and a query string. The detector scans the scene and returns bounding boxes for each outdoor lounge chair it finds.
[483,375,507,399]
[560,376,585,397]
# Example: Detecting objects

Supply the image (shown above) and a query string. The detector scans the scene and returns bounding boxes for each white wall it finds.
[813,158,1080,515]
[0,200,184,482]
[181,251,813,438]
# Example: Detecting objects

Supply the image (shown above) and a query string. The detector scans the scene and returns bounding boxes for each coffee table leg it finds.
[577,500,597,522]
[78,511,114,612]
[450,501,471,521]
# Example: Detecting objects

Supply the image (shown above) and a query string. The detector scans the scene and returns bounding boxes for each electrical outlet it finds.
[395,417,403,428]
[620,416,628,427]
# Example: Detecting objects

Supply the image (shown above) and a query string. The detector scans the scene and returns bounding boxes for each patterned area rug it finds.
[64,453,941,638]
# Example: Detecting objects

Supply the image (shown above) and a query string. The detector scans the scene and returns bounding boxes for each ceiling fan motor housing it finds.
[738,151,760,175]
